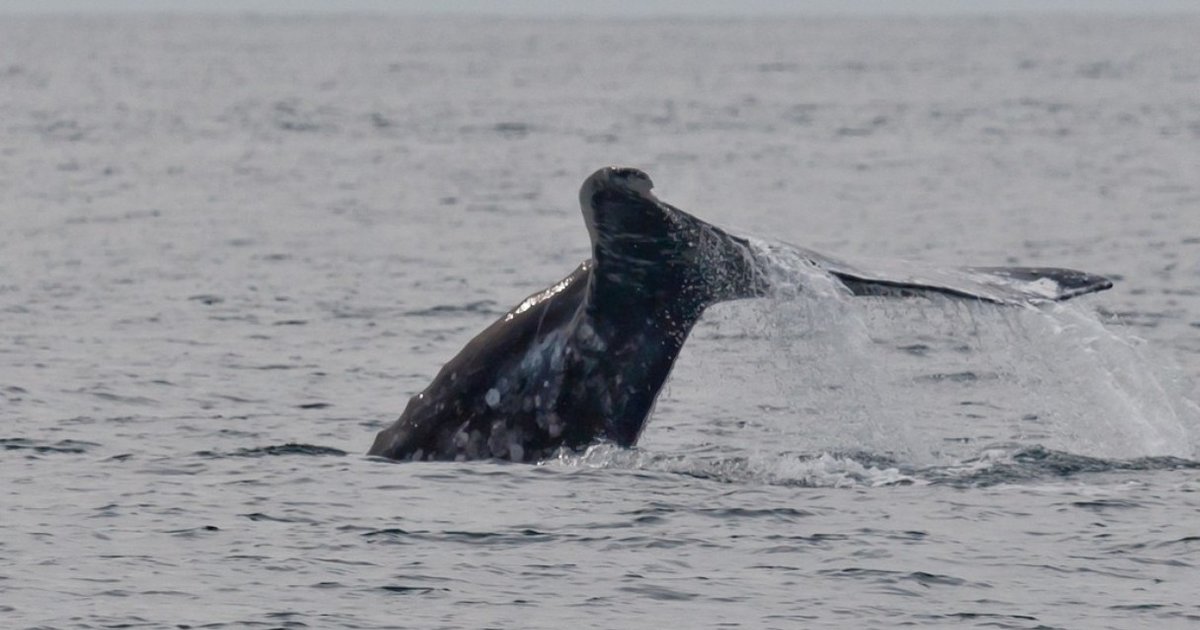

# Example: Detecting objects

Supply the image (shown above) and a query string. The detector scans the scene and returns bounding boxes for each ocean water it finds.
[2,13,1199,629]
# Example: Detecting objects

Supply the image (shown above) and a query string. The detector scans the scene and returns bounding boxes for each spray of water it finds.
[550,241,1200,487]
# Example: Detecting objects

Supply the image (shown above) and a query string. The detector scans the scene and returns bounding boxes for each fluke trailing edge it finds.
[367,167,1113,462]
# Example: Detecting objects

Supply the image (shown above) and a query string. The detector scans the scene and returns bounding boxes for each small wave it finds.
[403,300,499,317]
[195,443,348,458]
[921,444,1200,487]
[542,443,1199,489]
[379,585,448,595]
[241,512,317,524]
[817,567,974,588]
[165,525,221,538]
[362,526,555,547]
[0,437,99,455]
[543,443,917,488]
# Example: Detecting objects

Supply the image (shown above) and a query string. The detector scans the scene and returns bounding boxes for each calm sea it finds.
[2,13,1198,629]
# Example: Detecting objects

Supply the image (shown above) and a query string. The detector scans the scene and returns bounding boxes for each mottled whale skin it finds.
[368,167,765,462]
[368,167,1113,462]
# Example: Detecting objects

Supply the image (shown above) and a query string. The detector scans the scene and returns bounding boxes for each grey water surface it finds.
[2,13,1199,630]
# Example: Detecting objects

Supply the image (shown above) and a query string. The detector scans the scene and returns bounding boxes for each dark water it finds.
[2,14,1199,629]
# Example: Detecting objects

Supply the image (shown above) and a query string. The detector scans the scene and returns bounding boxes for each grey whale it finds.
[368,167,1112,462]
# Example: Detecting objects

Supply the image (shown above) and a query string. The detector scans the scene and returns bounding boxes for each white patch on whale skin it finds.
[519,329,567,380]
[575,321,608,352]
[487,419,509,458]
[522,351,544,372]
[536,407,562,437]
[466,430,483,459]
[485,388,500,408]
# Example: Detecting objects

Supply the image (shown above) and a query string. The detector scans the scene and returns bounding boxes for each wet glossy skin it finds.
[367,167,764,461]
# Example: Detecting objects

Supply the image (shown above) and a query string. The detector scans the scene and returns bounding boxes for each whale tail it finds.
[579,167,769,318]
[578,166,1112,309]
[834,266,1113,303]
[785,244,1114,304]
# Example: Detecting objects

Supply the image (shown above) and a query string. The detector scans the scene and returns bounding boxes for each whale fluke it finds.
[783,245,1113,305]
[368,167,1113,462]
